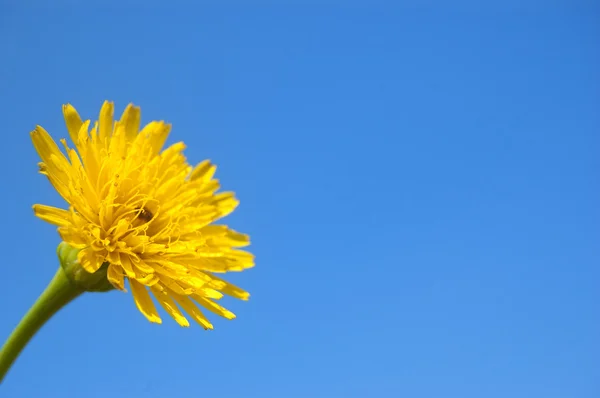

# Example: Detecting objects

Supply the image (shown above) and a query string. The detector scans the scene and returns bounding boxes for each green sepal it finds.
[57,242,114,293]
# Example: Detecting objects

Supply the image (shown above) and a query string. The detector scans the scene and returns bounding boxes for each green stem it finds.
[0,267,83,383]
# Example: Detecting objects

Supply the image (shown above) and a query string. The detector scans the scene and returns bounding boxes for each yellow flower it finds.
[30,101,253,328]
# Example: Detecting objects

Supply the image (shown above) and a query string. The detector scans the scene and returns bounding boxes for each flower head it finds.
[31,102,253,328]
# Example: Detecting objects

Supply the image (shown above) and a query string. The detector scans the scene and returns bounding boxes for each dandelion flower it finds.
[30,101,254,328]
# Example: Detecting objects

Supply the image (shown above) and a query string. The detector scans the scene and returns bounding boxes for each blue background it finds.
[0,3,598,397]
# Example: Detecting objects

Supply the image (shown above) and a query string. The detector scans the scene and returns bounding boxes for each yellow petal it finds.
[32,204,71,227]
[193,295,236,320]
[212,192,239,218]
[201,225,250,247]
[77,248,103,273]
[62,104,83,147]
[151,287,190,327]
[198,287,223,300]
[190,160,216,182]
[57,231,87,249]
[132,259,155,274]
[119,103,141,142]
[107,264,125,290]
[158,275,193,296]
[98,101,114,147]
[130,279,162,324]
[119,254,136,278]
[139,121,171,156]
[76,120,102,189]
[134,271,160,286]
[205,273,250,300]
[170,294,213,330]
[181,250,254,272]
[30,126,71,183]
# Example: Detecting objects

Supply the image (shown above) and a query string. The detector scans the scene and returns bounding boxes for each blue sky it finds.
[0,3,598,398]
